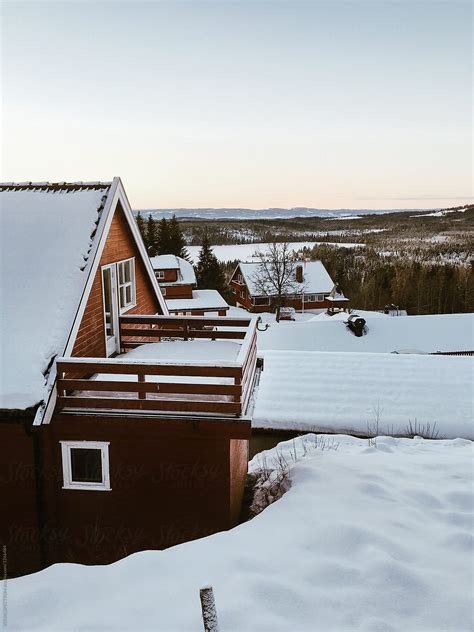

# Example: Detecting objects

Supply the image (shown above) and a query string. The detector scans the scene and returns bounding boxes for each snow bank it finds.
[258,313,474,355]
[0,187,110,409]
[7,434,473,631]
[253,351,474,439]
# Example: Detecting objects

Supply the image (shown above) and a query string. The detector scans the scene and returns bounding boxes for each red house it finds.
[0,180,256,578]
[151,254,229,316]
[230,260,349,313]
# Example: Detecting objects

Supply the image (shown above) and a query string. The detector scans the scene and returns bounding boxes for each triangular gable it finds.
[34,177,168,426]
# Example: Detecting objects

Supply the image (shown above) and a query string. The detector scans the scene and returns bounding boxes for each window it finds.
[156,270,165,280]
[161,287,166,296]
[306,294,316,302]
[253,296,270,306]
[117,258,136,312]
[61,441,111,491]
[237,274,244,284]
[240,290,245,299]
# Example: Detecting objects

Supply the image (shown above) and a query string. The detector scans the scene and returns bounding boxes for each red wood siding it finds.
[0,422,43,577]
[161,283,194,299]
[38,414,249,570]
[72,202,162,358]
[156,269,178,282]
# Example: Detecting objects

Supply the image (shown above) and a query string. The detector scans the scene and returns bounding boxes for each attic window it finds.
[117,258,136,312]
[61,441,111,491]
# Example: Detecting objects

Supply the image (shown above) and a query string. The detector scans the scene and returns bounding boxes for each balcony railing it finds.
[56,315,258,417]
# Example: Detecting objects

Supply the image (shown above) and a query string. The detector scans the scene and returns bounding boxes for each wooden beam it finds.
[58,379,242,396]
[57,396,241,414]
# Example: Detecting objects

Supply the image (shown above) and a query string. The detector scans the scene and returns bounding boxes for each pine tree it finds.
[168,214,190,260]
[146,214,158,257]
[156,218,171,255]
[195,235,227,293]
[136,211,146,244]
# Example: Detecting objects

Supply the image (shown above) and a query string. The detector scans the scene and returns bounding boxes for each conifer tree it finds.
[195,235,227,293]
[146,214,158,257]
[168,214,190,260]
[136,211,146,244]
[157,218,171,255]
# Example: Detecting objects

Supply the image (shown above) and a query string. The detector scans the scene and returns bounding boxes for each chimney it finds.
[295,264,303,283]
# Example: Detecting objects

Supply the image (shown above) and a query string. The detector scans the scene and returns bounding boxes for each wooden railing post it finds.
[137,372,146,400]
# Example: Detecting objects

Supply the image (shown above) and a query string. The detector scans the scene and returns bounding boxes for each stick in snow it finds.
[200,585,219,632]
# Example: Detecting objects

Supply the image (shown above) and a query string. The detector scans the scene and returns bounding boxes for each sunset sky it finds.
[1,1,472,210]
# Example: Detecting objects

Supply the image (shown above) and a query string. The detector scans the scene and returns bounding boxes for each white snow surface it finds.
[0,187,109,409]
[186,241,361,264]
[119,340,241,364]
[257,313,474,355]
[8,434,473,631]
[253,351,474,438]
[166,289,228,312]
[239,260,336,296]
[150,254,196,285]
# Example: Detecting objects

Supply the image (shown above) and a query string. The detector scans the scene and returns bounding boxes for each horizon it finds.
[2,1,472,209]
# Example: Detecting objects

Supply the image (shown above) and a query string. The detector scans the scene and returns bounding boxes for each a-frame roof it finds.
[0,178,167,416]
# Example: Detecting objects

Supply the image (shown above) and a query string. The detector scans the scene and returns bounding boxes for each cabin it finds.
[151,254,229,316]
[229,260,349,313]
[0,180,257,578]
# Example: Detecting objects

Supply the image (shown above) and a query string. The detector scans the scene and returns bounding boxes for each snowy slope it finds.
[0,187,109,409]
[7,434,473,631]
[253,351,473,438]
[257,313,474,355]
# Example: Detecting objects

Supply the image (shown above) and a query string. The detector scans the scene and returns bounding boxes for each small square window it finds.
[61,441,111,491]
[156,270,165,280]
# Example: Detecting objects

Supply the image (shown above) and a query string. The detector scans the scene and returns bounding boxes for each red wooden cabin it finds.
[151,254,229,316]
[229,261,349,313]
[0,180,257,578]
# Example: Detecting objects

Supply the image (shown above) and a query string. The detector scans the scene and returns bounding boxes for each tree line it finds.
[136,213,228,296]
[307,244,474,315]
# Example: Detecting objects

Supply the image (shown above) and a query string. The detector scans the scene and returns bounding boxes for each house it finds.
[0,180,257,578]
[229,260,349,313]
[151,254,229,316]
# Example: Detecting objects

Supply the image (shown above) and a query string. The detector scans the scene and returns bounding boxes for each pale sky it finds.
[1,0,472,209]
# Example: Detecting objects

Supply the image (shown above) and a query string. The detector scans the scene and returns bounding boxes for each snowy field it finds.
[186,241,361,264]
[7,434,473,631]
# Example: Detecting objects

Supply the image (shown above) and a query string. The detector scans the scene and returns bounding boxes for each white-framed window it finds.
[161,287,167,296]
[306,294,316,302]
[240,290,245,299]
[61,441,111,491]
[317,294,325,302]
[155,270,165,280]
[117,258,136,312]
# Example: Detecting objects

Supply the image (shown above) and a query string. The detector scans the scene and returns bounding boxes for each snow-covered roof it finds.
[253,351,473,439]
[166,289,229,312]
[0,182,112,410]
[258,313,474,355]
[239,260,335,296]
[150,254,196,285]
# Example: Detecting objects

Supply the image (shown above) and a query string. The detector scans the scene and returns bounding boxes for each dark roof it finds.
[0,181,111,192]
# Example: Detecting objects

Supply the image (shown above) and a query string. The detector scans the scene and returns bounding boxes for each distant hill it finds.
[133,207,439,221]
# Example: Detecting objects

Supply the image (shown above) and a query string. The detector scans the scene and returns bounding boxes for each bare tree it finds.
[251,242,303,321]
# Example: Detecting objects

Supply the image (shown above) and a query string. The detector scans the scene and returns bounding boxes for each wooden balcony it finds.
[56,315,258,418]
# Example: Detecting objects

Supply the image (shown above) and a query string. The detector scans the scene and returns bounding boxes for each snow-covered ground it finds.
[186,241,361,264]
[253,351,473,439]
[7,434,473,631]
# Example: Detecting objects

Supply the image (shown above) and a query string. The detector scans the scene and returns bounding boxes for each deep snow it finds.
[6,434,473,631]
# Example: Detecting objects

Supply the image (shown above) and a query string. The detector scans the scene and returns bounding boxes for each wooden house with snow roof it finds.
[0,179,257,577]
[151,254,229,316]
[230,260,349,314]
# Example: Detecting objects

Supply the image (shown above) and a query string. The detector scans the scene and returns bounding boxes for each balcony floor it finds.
[121,339,241,364]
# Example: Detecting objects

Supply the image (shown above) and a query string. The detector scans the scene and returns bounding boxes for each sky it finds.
[1,0,472,210]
